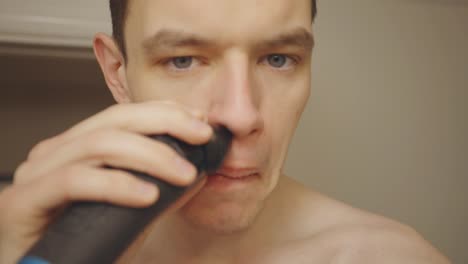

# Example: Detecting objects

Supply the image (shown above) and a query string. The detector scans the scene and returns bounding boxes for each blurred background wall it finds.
[286,0,468,262]
[0,0,466,262]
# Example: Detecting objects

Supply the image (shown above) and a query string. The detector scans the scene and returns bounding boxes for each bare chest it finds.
[237,242,339,264]
[131,241,339,264]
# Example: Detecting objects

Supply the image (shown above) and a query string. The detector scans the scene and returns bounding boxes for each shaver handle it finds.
[18,128,232,264]
[19,170,201,264]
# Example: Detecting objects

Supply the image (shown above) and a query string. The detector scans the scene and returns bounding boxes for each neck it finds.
[134,175,313,263]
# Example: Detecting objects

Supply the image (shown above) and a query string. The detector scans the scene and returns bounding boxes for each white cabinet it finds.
[0,0,111,47]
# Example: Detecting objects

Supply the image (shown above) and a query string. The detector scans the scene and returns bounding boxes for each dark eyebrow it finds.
[258,27,315,52]
[141,27,315,57]
[142,29,215,56]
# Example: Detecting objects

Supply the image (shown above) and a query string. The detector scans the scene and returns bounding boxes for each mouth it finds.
[205,167,260,189]
[212,167,259,178]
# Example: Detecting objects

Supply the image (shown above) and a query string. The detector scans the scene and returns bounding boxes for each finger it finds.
[20,101,209,169]
[23,102,211,166]
[14,165,160,215]
[18,129,198,187]
[15,101,211,186]
[62,101,212,145]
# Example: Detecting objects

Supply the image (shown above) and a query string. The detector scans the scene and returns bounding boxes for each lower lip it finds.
[204,173,259,189]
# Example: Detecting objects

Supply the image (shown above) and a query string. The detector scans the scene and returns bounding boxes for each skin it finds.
[0,0,451,263]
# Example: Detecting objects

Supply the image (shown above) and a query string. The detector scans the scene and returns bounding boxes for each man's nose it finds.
[207,57,264,138]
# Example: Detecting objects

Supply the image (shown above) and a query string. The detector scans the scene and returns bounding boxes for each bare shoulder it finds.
[315,216,452,264]
[271,178,452,264]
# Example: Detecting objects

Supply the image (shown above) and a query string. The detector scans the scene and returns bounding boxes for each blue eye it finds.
[267,54,287,68]
[172,56,193,69]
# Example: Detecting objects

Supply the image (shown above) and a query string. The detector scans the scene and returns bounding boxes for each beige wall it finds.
[0,0,466,262]
[286,0,468,262]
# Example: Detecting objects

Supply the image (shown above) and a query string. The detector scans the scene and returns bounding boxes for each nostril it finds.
[207,84,263,138]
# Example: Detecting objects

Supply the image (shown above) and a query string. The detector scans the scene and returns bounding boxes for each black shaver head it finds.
[201,126,233,173]
[150,126,232,174]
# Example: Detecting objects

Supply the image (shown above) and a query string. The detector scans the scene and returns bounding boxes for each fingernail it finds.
[175,156,196,181]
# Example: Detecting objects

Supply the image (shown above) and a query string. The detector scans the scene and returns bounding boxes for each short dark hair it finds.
[109,0,317,58]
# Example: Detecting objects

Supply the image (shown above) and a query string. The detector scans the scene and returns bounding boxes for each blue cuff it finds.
[18,256,51,264]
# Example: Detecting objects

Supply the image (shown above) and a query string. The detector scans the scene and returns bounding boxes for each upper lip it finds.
[211,166,259,178]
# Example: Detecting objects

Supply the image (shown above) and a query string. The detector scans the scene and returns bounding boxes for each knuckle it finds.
[13,161,30,184]
[27,134,64,160]
[104,104,130,120]
[13,161,27,177]
[106,103,124,114]
[27,139,51,160]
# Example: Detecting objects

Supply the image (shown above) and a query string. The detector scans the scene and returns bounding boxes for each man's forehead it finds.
[125,0,312,42]
[128,0,310,14]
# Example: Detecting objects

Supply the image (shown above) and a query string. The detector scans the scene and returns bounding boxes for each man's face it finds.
[122,0,313,233]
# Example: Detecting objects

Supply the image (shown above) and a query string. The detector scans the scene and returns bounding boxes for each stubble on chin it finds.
[177,194,267,235]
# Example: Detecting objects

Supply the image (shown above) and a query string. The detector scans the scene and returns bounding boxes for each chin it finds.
[178,189,266,235]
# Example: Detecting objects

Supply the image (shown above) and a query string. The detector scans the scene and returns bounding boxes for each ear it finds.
[93,32,132,103]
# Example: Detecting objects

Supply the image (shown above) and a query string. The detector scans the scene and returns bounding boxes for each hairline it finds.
[112,1,317,60]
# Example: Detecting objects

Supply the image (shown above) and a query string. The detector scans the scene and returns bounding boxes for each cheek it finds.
[259,73,310,181]
[262,75,310,147]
